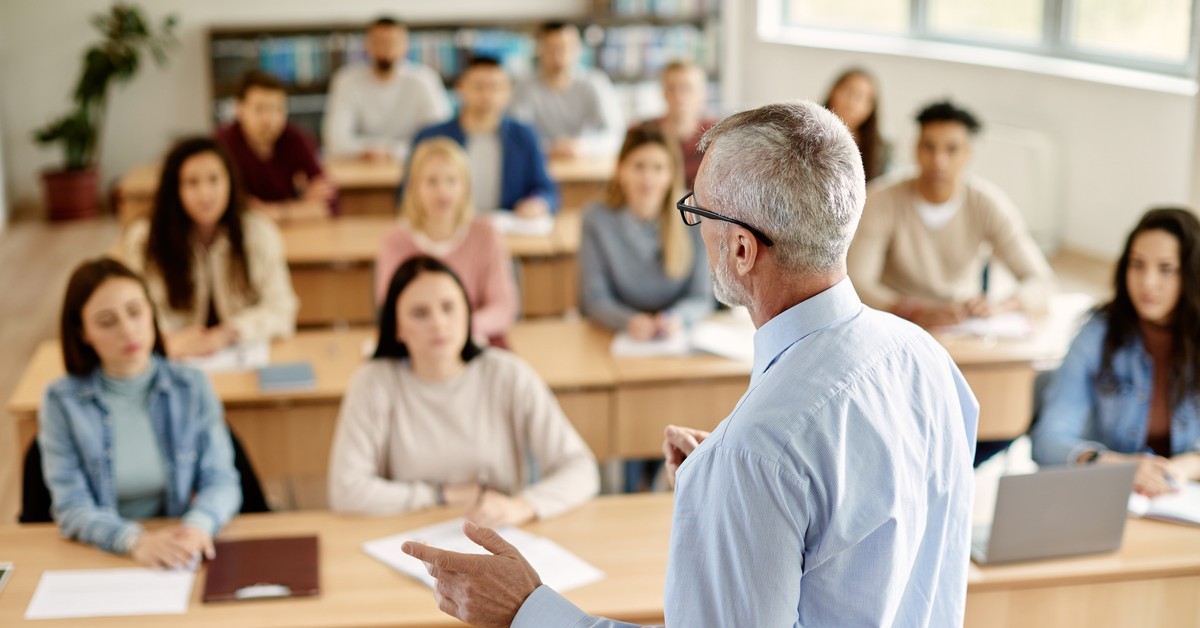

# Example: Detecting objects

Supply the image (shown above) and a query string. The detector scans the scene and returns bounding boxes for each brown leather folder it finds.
[202,535,320,603]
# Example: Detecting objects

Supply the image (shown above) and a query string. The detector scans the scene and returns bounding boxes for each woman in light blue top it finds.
[579,126,713,340]
[1033,208,1200,497]
[38,258,241,567]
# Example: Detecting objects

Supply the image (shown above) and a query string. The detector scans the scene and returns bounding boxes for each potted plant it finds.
[34,3,176,221]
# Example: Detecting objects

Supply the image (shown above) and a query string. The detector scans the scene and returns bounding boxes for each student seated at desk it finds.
[38,258,241,567]
[579,127,714,340]
[329,256,598,525]
[1033,208,1200,497]
[215,70,337,221]
[635,60,717,191]
[410,55,558,218]
[117,137,299,358]
[510,22,624,158]
[322,16,450,161]
[376,138,518,340]
[847,100,1055,328]
[822,67,890,182]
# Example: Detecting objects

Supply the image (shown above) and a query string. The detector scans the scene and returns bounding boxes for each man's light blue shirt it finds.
[513,278,978,627]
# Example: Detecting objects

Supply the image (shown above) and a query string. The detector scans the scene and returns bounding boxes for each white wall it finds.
[0,0,586,222]
[729,0,1197,259]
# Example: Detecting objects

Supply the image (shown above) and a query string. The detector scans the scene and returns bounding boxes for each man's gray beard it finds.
[711,238,751,308]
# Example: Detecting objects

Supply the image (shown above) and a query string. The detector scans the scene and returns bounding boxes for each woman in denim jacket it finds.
[38,258,241,567]
[1033,208,1200,496]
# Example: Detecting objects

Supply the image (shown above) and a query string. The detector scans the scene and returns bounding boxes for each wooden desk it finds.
[965,518,1200,627]
[278,213,583,326]
[9,329,377,510]
[0,494,672,628]
[115,156,613,224]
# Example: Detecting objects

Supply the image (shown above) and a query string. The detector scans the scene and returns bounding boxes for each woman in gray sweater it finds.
[579,127,714,340]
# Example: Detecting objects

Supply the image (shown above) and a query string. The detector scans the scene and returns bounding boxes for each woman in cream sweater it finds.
[329,255,598,525]
[117,137,297,358]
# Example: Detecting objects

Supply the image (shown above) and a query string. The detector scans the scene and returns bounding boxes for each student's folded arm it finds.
[38,390,143,554]
[982,188,1056,313]
[846,198,903,312]
[1030,319,1107,465]
[183,373,242,535]
[226,217,298,342]
[578,215,641,331]
[471,234,519,340]
[327,366,440,514]
[510,359,599,520]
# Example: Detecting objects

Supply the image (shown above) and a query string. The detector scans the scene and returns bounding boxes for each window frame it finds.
[770,0,1200,79]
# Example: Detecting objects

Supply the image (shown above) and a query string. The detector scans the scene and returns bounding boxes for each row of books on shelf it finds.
[210,24,714,91]
[597,0,719,17]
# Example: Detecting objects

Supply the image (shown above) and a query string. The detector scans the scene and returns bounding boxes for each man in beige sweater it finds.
[848,100,1054,328]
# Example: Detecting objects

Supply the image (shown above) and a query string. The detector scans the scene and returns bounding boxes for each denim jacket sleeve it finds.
[180,370,242,536]
[1031,317,1111,465]
[37,384,143,554]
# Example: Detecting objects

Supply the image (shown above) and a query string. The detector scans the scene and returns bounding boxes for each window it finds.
[774,0,1199,76]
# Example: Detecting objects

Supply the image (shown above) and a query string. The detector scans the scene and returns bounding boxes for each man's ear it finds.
[733,227,759,277]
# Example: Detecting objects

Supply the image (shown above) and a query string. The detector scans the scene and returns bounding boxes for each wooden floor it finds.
[0,216,1113,524]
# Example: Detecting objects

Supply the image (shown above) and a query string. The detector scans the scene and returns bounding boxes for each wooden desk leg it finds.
[614,379,748,459]
[225,403,339,511]
[961,365,1036,441]
[291,265,376,327]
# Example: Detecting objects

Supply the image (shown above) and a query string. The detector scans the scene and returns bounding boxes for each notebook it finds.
[1128,481,1200,526]
[257,362,316,393]
[202,536,320,603]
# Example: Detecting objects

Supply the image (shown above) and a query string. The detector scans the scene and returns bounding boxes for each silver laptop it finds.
[972,463,1137,565]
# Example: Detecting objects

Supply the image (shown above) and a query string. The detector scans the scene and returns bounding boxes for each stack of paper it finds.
[1128,482,1200,526]
[364,518,604,593]
[938,312,1033,340]
[25,568,194,619]
[610,330,690,358]
[489,212,555,237]
[180,340,270,373]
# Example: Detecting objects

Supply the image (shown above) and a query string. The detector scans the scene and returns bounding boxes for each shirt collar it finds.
[73,355,172,401]
[751,277,863,383]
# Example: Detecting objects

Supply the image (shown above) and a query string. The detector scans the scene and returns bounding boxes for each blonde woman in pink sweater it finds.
[376,137,518,341]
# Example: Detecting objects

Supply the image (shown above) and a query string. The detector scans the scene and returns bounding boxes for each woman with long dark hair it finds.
[823,68,889,182]
[328,256,598,524]
[39,257,241,565]
[1033,208,1200,496]
[116,137,297,358]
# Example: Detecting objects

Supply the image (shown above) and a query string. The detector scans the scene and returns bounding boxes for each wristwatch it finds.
[1080,450,1101,465]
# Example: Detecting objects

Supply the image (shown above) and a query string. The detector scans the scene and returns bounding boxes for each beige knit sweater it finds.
[848,175,1055,313]
[327,349,599,518]
[117,212,298,342]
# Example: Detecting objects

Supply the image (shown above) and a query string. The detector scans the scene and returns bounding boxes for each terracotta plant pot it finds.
[41,167,99,221]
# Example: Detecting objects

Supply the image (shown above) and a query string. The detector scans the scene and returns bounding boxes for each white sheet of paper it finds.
[489,211,555,236]
[179,340,270,373]
[1128,481,1200,525]
[364,518,604,593]
[937,312,1032,340]
[610,330,690,358]
[25,568,194,619]
[690,307,755,363]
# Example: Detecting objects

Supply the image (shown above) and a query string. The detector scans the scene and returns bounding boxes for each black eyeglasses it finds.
[676,193,774,247]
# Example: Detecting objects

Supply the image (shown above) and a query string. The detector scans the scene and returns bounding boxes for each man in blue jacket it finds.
[406,56,559,217]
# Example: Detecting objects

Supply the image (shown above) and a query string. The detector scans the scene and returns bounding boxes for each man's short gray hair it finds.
[697,101,866,274]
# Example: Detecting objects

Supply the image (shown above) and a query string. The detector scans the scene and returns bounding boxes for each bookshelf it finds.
[206,0,721,146]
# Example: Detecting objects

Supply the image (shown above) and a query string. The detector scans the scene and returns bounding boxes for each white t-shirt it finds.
[914,192,963,230]
[466,131,504,211]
